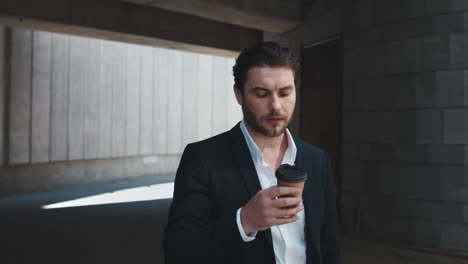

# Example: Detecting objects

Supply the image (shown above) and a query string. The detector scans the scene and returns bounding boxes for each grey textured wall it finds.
[0,27,241,195]
[5,28,240,165]
[271,0,468,253]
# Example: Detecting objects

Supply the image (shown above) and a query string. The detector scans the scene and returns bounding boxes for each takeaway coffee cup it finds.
[275,164,308,198]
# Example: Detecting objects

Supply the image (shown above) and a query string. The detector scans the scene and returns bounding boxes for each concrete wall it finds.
[271,0,468,253]
[0,27,242,196]
[0,27,5,167]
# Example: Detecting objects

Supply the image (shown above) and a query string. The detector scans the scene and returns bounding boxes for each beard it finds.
[242,103,292,137]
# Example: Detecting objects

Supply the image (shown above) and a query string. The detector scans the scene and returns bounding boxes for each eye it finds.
[279,91,291,97]
[256,92,268,98]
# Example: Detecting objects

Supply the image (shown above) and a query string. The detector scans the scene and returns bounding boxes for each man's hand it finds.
[240,186,304,234]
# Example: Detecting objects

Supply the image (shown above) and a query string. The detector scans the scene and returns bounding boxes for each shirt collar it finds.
[240,120,297,165]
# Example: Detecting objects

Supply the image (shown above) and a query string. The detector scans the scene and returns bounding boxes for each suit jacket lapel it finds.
[230,123,262,197]
[229,123,274,251]
[295,145,321,262]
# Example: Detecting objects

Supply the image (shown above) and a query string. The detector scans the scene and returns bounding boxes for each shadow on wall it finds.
[0,174,174,264]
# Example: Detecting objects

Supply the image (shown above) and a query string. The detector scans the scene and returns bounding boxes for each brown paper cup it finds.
[276,180,305,198]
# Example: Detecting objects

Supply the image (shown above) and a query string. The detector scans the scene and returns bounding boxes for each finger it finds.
[271,204,303,218]
[272,215,300,226]
[266,186,301,199]
[277,205,304,217]
[271,197,302,208]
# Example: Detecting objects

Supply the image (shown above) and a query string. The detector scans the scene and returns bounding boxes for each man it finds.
[163,41,340,264]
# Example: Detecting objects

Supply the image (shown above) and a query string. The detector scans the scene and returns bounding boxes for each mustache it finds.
[264,112,286,119]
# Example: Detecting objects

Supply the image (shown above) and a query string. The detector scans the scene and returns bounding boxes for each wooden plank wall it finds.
[7,28,241,165]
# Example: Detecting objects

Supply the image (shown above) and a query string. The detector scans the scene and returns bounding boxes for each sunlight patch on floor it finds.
[42,182,174,209]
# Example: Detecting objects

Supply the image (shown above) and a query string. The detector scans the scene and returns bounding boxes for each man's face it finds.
[234,66,296,137]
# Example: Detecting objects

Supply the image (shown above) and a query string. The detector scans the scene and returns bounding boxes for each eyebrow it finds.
[251,85,294,92]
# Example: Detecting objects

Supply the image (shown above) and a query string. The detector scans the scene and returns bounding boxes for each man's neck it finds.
[244,122,288,169]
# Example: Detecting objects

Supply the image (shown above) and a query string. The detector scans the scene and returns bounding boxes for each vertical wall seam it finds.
[66,35,71,160]
[181,52,184,151]
[138,46,142,156]
[48,32,54,162]
[123,44,127,158]
[29,30,33,164]
[150,47,154,155]
[110,40,115,158]
[165,51,169,154]
[3,28,12,166]
[211,57,215,135]
[152,48,157,155]
[195,54,199,142]
[124,44,129,156]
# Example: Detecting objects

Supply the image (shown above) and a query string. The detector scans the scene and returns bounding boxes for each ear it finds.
[233,85,243,105]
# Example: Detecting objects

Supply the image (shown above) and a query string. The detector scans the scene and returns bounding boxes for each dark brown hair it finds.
[232,41,299,92]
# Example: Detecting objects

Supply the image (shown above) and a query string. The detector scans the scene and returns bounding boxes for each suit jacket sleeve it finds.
[163,143,243,264]
[321,151,341,264]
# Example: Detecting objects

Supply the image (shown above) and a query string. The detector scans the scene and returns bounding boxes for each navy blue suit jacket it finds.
[164,122,340,264]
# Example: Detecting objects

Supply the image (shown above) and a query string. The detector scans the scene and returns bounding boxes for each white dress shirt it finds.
[236,120,306,264]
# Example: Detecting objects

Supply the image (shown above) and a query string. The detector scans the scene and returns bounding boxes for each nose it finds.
[269,94,281,113]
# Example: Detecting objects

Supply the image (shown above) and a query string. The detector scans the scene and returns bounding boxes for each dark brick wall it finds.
[273,0,468,252]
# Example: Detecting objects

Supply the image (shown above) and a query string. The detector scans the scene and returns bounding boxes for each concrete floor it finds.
[1,174,466,264]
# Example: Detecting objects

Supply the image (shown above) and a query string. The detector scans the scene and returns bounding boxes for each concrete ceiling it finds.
[120,0,303,33]
[0,0,304,56]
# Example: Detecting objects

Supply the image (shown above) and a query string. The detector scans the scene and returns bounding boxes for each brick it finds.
[415,72,436,107]
[342,112,359,143]
[415,222,443,248]
[350,78,378,110]
[428,144,466,165]
[465,71,468,106]
[408,0,427,17]
[356,195,464,223]
[435,71,465,107]
[342,112,374,143]
[417,109,443,144]
[426,0,451,15]
[342,161,365,192]
[465,145,468,165]
[370,0,408,25]
[371,23,402,43]
[341,0,372,32]
[450,32,468,69]
[340,191,360,209]
[443,109,468,144]
[382,39,423,75]
[360,213,417,244]
[393,144,429,163]
[434,13,467,34]
[464,204,468,223]
[393,144,465,165]
[441,223,468,251]
[350,75,415,110]
[342,81,357,111]
[450,0,468,12]
[401,16,433,38]
[367,144,394,161]
[340,207,355,233]
[374,164,444,200]
[343,31,373,53]
[343,48,363,80]
[442,167,468,202]
[423,35,450,70]
[342,143,370,160]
